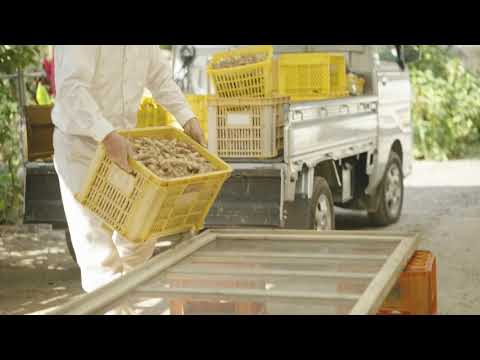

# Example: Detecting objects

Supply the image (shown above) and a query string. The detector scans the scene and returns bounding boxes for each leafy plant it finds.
[0,45,45,224]
[0,77,22,223]
[0,45,44,74]
[409,45,480,160]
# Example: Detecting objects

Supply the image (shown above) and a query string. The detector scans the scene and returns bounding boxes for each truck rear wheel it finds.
[368,152,404,226]
[65,229,78,264]
[310,178,335,231]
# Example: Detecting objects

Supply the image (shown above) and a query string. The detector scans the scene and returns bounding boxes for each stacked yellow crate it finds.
[206,46,287,160]
[274,52,349,101]
[136,97,172,128]
[206,46,350,160]
[137,96,207,136]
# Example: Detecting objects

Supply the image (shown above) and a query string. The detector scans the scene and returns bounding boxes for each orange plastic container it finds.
[379,250,437,315]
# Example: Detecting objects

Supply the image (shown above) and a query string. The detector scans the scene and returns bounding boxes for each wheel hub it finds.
[385,163,402,218]
[315,194,332,231]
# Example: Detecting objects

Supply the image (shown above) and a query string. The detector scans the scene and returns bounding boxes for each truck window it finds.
[376,45,402,71]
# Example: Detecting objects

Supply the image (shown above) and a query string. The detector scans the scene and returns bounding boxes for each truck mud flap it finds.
[23,163,67,228]
[205,169,282,227]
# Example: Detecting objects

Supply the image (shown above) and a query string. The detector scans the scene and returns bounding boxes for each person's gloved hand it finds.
[183,117,207,147]
[103,131,134,173]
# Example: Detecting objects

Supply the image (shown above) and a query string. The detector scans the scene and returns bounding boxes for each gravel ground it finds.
[0,160,479,315]
[336,160,480,315]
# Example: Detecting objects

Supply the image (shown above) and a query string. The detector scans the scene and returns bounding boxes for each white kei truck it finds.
[194,45,417,231]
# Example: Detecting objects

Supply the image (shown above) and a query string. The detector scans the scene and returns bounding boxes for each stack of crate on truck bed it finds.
[137,95,209,138]
[206,45,349,160]
[136,45,350,160]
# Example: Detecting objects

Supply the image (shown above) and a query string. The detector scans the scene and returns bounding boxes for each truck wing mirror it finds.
[403,46,420,64]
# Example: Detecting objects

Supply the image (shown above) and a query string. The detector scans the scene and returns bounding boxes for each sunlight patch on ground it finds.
[406,160,480,188]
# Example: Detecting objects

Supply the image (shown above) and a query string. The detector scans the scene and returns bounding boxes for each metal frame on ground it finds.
[47,229,420,315]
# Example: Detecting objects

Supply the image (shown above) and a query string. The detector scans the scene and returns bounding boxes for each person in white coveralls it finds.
[52,46,206,314]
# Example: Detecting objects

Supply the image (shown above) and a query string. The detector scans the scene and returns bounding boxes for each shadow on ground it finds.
[0,226,82,315]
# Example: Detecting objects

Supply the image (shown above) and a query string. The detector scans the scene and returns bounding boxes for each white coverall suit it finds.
[51,46,195,313]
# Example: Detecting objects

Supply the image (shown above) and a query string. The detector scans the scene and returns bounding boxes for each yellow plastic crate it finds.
[207,46,274,98]
[137,96,209,138]
[329,54,348,97]
[275,53,348,101]
[207,96,289,159]
[136,98,174,128]
[348,73,365,96]
[76,127,232,243]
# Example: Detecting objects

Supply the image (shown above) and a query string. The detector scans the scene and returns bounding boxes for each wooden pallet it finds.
[48,229,420,315]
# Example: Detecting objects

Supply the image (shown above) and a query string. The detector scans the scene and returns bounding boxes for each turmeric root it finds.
[129,137,215,179]
[210,53,268,69]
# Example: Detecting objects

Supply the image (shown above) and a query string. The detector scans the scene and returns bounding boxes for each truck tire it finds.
[65,229,78,264]
[309,178,335,231]
[368,151,404,226]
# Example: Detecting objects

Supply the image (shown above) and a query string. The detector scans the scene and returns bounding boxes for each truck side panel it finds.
[366,67,412,196]
[285,97,379,203]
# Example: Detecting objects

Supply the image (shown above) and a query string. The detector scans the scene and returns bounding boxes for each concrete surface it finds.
[0,160,479,315]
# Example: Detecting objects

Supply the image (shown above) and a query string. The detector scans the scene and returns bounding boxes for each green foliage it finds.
[409,45,480,160]
[0,45,44,224]
[0,85,22,223]
[0,45,43,73]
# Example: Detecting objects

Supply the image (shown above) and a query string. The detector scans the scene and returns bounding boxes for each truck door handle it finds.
[381,76,388,86]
